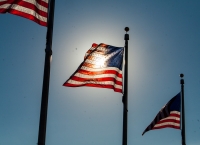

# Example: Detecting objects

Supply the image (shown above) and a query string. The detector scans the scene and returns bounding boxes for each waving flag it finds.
[63,43,124,93]
[142,93,181,135]
[0,0,49,26]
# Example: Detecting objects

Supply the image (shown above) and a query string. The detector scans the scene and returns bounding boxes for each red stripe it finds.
[156,119,180,124]
[36,0,49,7]
[170,113,180,117]
[0,1,9,5]
[18,1,48,17]
[0,9,8,13]
[1,0,48,7]
[8,9,47,26]
[92,43,98,48]
[63,83,122,93]
[1,1,48,17]
[78,69,122,78]
[68,76,123,86]
[0,0,48,26]
[153,125,180,130]
[0,0,18,5]
[82,62,96,68]
[99,43,108,47]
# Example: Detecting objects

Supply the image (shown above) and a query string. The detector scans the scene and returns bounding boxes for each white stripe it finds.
[159,111,180,121]
[74,72,123,82]
[1,4,47,22]
[0,1,48,12]
[67,79,123,89]
[42,0,49,3]
[23,0,48,12]
[170,111,180,115]
[89,47,96,50]
[0,4,10,9]
[0,0,48,4]
[89,52,105,58]
[85,53,89,57]
[154,111,180,128]
[160,116,180,121]
[154,122,180,128]
[85,58,102,63]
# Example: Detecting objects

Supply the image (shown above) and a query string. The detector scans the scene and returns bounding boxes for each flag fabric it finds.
[0,0,49,26]
[142,93,181,135]
[63,43,124,93]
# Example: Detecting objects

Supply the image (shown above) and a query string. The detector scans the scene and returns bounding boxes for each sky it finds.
[0,0,200,145]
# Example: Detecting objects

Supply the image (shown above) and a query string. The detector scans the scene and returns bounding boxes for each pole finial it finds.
[124,27,129,40]
[180,73,184,85]
[180,73,184,78]
[124,27,129,33]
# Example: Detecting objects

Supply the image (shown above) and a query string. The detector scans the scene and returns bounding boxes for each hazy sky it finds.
[1,0,200,145]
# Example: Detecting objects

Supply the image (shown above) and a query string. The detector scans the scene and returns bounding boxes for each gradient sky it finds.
[1,0,200,145]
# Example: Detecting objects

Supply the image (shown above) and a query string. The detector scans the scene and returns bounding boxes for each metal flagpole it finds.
[37,0,55,145]
[122,27,129,145]
[180,73,186,145]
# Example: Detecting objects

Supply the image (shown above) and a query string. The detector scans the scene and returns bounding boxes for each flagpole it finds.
[180,73,186,145]
[122,27,129,145]
[37,0,55,145]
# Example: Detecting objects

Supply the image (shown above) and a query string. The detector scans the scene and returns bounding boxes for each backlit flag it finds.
[0,0,49,26]
[63,43,124,93]
[142,93,181,135]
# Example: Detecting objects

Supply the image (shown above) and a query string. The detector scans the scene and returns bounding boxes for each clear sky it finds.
[1,0,200,145]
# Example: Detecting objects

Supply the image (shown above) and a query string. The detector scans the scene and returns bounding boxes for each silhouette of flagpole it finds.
[180,74,186,145]
[122,27,129,145]
[37,0,55,145]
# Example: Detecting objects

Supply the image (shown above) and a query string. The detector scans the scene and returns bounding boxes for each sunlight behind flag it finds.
[63,43,124,93]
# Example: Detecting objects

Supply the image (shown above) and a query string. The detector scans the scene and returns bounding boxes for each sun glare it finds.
[94,57,106,68]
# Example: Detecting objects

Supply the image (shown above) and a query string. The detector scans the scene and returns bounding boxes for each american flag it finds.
[63,43,124,93]
[0,0,49,26]
[142,93,181,135]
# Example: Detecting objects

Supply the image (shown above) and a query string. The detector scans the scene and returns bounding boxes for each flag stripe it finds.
[76,68,122,78]
[65,80,123,93]
[153,125,180,130]
[80,65,122,73]
[63,43,124,93]
[158,117,180,123]
[142,93,181,135]
[72,73,122,83]
[69,76,122,85]
[77,68,123,78]
[65,83,122,93]
[84,44,97,58]
[153,111,180,129]
[0,4,48,22]
[0,0,49,26]
[66,79,122,89]
[1,0,49,12]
